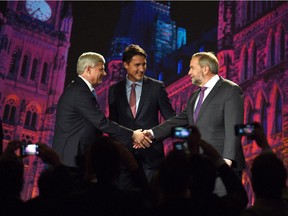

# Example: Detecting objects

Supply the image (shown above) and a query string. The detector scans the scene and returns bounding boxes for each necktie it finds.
[193,87,207,121]
[129,83,136,118]
[91,89,97,100]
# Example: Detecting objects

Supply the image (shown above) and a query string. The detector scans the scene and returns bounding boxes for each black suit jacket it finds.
[152,77,245,171]
[52,77,133,167]
[108,76,175,167]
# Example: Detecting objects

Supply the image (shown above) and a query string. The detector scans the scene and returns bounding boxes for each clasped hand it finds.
[132,129,153,149]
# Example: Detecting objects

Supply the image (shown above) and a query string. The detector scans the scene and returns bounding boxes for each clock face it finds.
[25,0,52,21]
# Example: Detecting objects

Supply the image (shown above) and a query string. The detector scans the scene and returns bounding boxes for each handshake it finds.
[132,129,153,149]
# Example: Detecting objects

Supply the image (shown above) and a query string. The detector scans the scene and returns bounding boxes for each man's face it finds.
[188,57,204,86]
[124,55,147,82]
[89,62,106,86]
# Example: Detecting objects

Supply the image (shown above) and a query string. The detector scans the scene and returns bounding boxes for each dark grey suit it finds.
[108,76,175,183]
[152,77,245,171]
[52,77,133,168]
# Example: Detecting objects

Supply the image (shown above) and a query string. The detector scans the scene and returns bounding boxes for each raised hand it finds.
[37,142,62,167]
[252,122,271,151]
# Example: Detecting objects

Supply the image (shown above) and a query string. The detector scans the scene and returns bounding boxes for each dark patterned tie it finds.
[91,89,97,100]
[129,83,136,118]
[193,86,207,121]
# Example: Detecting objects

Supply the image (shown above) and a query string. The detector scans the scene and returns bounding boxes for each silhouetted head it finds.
[158,150,192,197]
[87,136,121,184]
[0,154,24,199]
[189,154,217,198]
[251,151,287,199]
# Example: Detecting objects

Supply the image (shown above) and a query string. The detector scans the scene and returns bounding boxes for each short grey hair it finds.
[192,52,219,74]
[77,52,105,75]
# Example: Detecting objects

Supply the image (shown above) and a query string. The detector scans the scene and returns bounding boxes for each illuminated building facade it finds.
[0,0,72,199]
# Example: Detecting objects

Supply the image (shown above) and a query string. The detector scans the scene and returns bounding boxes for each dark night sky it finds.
[66,1,219,85]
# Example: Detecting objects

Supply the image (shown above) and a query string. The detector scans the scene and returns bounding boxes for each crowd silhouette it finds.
[0,122,287,216]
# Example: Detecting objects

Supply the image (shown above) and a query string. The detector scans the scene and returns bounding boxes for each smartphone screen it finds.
[235,124,255,136]
[21,144,39,156]
[173,127,190,138]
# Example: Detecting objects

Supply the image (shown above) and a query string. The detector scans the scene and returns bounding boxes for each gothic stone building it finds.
[0,0,72,199]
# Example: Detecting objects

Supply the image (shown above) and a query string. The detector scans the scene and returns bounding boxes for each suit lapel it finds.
[136,76,149,117]
[75,77,100,107]
[118,80,134,118]
[195,78,223,122]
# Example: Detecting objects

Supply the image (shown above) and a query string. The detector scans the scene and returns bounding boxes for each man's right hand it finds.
[132,129,152,149]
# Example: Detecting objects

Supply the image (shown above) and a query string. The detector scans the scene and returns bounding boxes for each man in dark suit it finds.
[143,51,245,195]
[108,44,175,188]
[52,52,150,171]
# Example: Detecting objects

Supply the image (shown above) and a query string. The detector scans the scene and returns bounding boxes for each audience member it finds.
[241,122,288,216]
[25,142,75,216]
[151,125,248,216]
[0,140,26,216]
[64,136,151,216]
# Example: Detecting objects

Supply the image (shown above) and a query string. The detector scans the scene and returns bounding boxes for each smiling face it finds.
[188,56,205,86]
[124,55,147,82]
[86,62,106,87]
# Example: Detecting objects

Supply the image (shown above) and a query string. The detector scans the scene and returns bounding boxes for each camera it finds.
[172,127,191,138]
[235,124,255,136]
[21,144,39,156]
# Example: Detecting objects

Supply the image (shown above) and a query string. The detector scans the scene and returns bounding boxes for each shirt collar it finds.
[203,75,219,89]
[78,75,94,92]
[126,75,143,87]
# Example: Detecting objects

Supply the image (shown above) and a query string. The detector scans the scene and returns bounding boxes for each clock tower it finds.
[0,0,73,199]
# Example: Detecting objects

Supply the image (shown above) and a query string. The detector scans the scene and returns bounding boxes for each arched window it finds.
[270,34,275,66]
[41,62,48,84]
[244,49,248,80]
[261,101,268,135]
[20,55,29,78]
[24,106,38,130]
[280,29,285,61]
[252,46,257,75]
[24,111,31,127]
[9,51,18,75]
[30,58,38,80]
[2,100,16,124]
[248,104,254,124]
[275,93,282,133]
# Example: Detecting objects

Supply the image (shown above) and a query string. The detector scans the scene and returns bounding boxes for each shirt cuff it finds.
[148,129,155,139]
